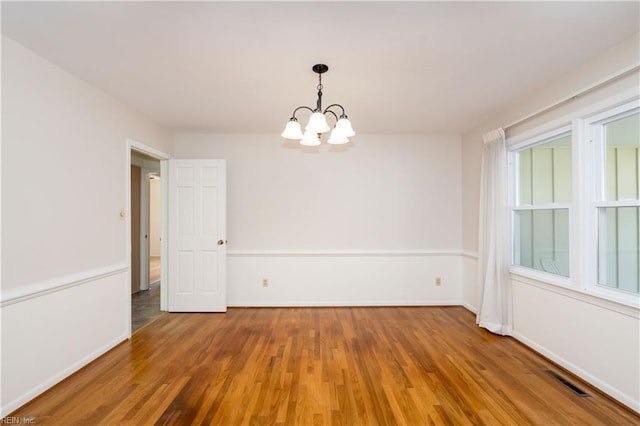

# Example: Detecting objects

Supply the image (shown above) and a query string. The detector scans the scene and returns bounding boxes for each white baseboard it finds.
[461,302,478,314]
[1,333,128,417]
[228,300,465,307]
[228,249,463,257]
[511,330,640,413]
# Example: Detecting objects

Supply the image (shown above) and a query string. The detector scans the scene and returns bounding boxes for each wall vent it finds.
[545,370,590,397]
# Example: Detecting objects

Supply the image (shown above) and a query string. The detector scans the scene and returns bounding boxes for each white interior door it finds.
[168,159,226,312]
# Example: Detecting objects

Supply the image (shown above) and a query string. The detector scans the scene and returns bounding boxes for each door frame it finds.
[125,138,171,337]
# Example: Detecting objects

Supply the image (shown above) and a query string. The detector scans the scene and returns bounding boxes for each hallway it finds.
[131,256,162,332]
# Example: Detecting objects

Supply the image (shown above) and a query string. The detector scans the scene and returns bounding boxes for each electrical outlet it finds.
[435,277,442,286]
[262,278,269,287]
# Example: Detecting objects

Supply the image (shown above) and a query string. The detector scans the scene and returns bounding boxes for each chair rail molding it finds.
[0,262,128,307]
[228,248,463,257]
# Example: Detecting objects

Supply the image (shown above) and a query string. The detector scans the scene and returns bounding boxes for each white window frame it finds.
[584,100,640,305]
[508,125,573,287]
[507,99,640,309]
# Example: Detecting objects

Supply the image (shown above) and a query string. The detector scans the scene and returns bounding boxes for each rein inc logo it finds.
[1,418,36,424]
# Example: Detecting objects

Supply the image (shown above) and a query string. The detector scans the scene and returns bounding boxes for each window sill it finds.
[509,267,640,319]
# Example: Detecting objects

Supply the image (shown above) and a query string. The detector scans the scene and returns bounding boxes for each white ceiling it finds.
[2,1,639,135]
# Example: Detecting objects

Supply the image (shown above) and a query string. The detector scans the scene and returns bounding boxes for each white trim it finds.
[126,138,172,333]
[572,119,588,292]
[160,160,169,311]
[509,265,572,287]
[584,102,640,297]
[0,332,128,417]
[228,300,464,307]
[594,200,640,208]
[511,330,639,413]
[504,64,640,130]
[128,138,172,161]
[512,204,571,210]
[507,88,639,145]
[511,273,639,318]
[461,250,479,260]
[508,125,572,151]
[227,249,463,257]
[461,302,478,314]
[0,263,128,307]
[125,146,132,336]
[585,98,640,125]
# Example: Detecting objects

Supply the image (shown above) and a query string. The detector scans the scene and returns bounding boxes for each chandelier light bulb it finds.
[335,118,355,137]
[300,130,321,146]
[305,112,330,134]
[327,128,349,145]
[281,120,304,140]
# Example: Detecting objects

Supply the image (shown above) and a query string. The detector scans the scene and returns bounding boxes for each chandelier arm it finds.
[323,104,347,117]
[324,110,339,124]
[291,106,315,119]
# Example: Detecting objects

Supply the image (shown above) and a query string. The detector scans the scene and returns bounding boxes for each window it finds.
[591,109,640,295]
[512,131,571,277]
[509,99,640,302]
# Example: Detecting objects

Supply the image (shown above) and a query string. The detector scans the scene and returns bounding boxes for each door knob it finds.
[217,240,225,246]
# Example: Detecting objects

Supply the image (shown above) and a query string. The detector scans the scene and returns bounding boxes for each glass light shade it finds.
[335,118,355,137]
[300,130,321,146]
[281,120,304,140]
[327,128,349,145]
[305,112,330,133]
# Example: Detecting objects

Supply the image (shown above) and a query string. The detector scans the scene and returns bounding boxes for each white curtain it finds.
[476,128,511,335]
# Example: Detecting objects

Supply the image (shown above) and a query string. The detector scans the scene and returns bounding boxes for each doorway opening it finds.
[128,144,169,333]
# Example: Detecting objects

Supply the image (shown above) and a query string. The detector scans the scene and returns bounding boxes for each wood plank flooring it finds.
[7,307,639,425]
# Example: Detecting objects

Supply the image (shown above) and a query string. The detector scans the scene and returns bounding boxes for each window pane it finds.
[517,134,571,205]
[605,113,639,202]
[514,209,569,277]
[598,207,640,294]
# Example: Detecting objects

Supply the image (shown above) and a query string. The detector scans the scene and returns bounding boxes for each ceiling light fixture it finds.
[281,64,355,146]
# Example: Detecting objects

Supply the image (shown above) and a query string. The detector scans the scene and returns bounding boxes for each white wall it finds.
[0,36,173,415]
[461,34,640,411]
[175,133,463,306]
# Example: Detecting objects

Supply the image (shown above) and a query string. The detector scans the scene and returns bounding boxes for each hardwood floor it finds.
[8,307,639,425]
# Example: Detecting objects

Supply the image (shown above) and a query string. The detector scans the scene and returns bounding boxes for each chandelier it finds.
[281,64,355,146]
